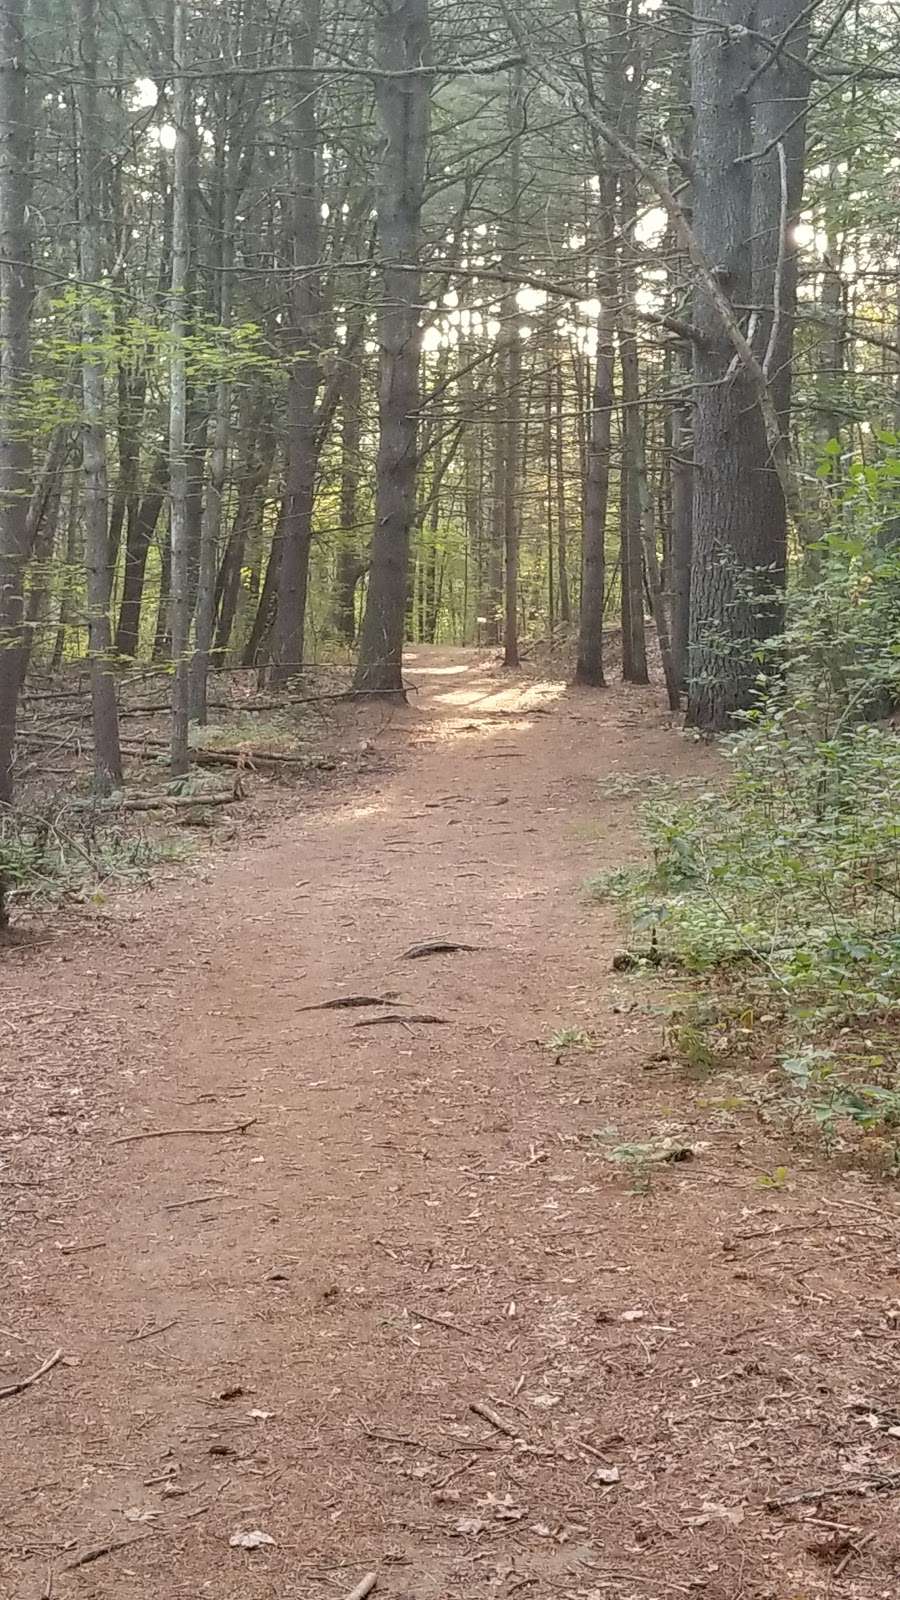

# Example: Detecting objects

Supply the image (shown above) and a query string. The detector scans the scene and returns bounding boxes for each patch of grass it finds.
[546,1025,594,1050]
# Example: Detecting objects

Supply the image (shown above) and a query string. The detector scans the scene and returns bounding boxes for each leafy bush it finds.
[594,501,900,1155]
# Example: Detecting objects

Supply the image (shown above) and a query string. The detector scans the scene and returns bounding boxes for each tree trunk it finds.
[168,0,191,774]
[747,0,810,616]
[76,0,123,792]
[353,0,431,695]
[575,173,616,687]
[554,360,571,627]
[669,357,693,688]
[214,405,274,659]
[270,3,322,686]
[115,446,168,659]
[0,0,32,800]
[686,3,759,732]
[332,337,364,643]
[502,63,524,669]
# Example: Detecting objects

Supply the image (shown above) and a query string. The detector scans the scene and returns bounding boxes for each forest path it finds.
[3,647,897,1600]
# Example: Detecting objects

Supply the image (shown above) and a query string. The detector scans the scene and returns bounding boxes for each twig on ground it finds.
[353,1012,448,1028]
[834,1530,875,1577]
[57,1241,106,1255]
[767,1472,900,1508]
[164,1192,235,1210]
[342,1574,377,1600]
[40,1564,53,1599]
[0,1347,63,1401]
[126,1319,178,1343]
[409,1308,470,1334]
[470,1400,520,1439]
[433,1453,479,1490]
[64,1533,152,1571]
[300,994,400,1011]
[111,1119,257,1145]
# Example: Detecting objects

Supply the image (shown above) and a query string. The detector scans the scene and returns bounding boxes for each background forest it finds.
[0,0,898,826]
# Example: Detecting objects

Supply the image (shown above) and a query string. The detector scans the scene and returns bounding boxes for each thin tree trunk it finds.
[353,0,431,695]
[76,0,122,792]
[270,2,322,685]
[0,0,32,800]
[52,474,80,673]
[502,63,524,669]
[115,446,168,659]
[168,0,190,774]
[332,336,364,642]
[554,360,571,627]
[575,173,616,687]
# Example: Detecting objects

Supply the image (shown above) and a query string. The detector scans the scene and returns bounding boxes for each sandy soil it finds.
[2,647,899,1600]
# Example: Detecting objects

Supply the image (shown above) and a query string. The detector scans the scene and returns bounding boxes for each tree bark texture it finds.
[353,0,431,695]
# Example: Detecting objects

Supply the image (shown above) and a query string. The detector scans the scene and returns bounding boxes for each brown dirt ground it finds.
[2,646,900,1600]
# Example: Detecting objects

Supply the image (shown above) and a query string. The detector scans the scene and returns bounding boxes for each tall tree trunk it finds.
[76,0,122,792]
[502,63,524,669]
[618,316,649,685]
[332,337,364,643]
[669,354,693,687]
[686,3,759,732]
[353,0,431,695]
[270,2,322,685]
[554,360,571,627]
[168,0,191,774]
[0,0,32,801]
[747,0,810,617]
[575,175,616,687]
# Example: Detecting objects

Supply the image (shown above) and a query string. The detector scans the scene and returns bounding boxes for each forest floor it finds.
[3,645,900,1600]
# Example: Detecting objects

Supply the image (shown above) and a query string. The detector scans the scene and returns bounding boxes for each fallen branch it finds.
[352,1012,448,1028]
[300,994,401,1011]
[68,789,242,814]
[401,939,480,959]
[470,1400,520,1439]
[0,1347,63,1401]
[767,1472,900,1508]
[111,1118,257,1145]
[343,1574,377,1600]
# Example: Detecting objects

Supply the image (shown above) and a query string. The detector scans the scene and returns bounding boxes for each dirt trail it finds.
[2,648,899,1600]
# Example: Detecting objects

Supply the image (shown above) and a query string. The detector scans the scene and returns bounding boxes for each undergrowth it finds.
[594,508,900,1165]
[0,805,192,927]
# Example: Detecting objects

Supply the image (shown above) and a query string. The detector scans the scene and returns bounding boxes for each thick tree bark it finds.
[686,0,809,729]
[0,0,32,801]
[686,4,759,731]
[353,0,431,695]
[76,0,123,792]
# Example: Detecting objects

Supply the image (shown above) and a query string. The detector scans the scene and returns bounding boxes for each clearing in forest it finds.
[2,650,898,1600]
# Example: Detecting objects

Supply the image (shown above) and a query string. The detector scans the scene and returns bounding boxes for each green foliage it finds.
[0,808,191,921]
[594,502,900,1154]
